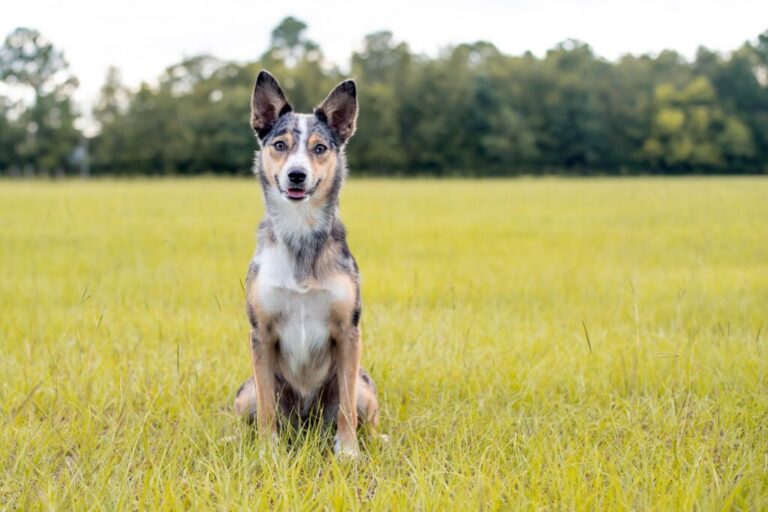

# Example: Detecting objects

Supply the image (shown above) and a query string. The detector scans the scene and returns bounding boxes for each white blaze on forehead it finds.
[282,114,311,174]
[268,114,326,237]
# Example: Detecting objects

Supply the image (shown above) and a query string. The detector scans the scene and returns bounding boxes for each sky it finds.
[3,0,767,116]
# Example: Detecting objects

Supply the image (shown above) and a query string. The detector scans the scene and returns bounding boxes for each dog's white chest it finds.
[255,244,350,394]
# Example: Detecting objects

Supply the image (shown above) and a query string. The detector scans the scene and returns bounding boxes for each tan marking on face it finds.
[261,132,295,186]
[307,133,337,205]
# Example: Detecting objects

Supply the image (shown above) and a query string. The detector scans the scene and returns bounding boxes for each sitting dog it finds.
[234,71,379,457]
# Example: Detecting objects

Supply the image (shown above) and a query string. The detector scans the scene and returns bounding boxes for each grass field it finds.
[1,177,767,510]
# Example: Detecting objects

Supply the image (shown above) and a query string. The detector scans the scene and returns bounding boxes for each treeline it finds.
[1,18,768,176]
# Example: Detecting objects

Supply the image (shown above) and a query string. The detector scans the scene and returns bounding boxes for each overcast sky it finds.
[3,0,767,112]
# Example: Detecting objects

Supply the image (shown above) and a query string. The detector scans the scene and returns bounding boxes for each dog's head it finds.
[250,70,357,204]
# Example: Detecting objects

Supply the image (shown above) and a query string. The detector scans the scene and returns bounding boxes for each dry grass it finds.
[1,177,766,510]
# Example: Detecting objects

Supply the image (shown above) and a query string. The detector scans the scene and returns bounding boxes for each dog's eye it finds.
[273,141,287,151]
[313,144,327,155]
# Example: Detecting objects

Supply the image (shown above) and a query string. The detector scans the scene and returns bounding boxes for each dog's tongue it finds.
[287,188,306,199]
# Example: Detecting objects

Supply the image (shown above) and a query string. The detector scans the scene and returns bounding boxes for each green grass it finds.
[1,177,767,510]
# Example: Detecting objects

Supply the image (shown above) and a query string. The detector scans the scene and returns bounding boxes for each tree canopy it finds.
[1,20,767,176]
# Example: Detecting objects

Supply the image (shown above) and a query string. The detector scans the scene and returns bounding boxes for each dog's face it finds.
[251,71,357,204]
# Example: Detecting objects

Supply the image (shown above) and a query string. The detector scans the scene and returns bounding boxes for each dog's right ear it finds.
[251,70,292,139]
[315,80,357,144]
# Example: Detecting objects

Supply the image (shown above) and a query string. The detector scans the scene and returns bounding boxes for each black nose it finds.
[288,169,307,185]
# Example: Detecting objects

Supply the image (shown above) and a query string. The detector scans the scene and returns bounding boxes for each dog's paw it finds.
[258,432,281,462]
[333,435,360,459]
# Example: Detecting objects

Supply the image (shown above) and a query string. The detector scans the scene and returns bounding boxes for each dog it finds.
[233,71,380,457]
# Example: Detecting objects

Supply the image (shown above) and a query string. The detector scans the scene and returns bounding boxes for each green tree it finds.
[262,17,320,67]
[91,66,129,173]
[641,76,753,172]
[348,32,412,172]
[0,95,24,173]
[0,27,80,174]
[80,20,768,176]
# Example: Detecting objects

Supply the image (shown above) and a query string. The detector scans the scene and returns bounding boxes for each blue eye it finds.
[273,141,287,151]
[313,144,327,154]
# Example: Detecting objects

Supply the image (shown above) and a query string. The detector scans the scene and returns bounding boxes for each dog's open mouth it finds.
[286,187,307,200]
[277,177,321,202]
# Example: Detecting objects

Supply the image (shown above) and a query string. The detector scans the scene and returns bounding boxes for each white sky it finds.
[2,0,767,114]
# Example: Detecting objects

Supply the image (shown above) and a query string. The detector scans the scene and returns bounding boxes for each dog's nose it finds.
[287,169,307,185]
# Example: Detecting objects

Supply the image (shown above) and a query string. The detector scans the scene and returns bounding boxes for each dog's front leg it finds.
[335,325,361,457]
[249,327,278,438]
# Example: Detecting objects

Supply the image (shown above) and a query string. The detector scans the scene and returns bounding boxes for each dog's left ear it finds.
[315,80,358,144]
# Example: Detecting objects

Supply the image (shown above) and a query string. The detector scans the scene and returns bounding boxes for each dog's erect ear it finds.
[251,70,292,139]
[315,80,358,143]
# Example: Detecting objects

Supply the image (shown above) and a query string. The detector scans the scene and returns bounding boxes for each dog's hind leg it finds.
[356,369,380,433]
[237,369,382,442]
[234,377,257,423]
[234,375,303,429]
[319,368,381,433]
